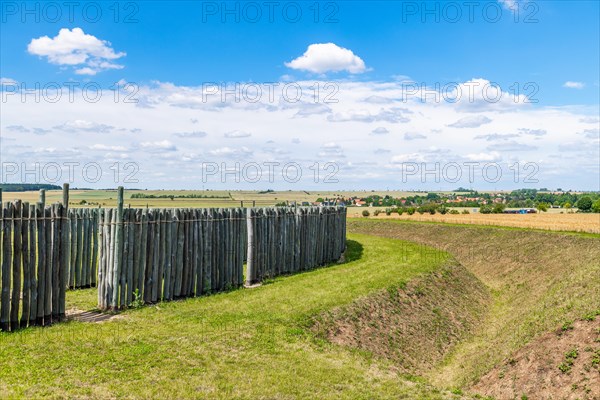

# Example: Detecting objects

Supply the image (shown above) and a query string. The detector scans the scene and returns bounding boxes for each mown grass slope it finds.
[312,260,490,377]
[0,234,461,399]
[348,219,600,392]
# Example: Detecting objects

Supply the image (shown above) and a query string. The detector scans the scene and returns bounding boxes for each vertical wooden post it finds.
[28,204,37,326]
[97,209,105,309]
[112,186,124,310]
[91,209,99,286]
[75,209,83,288]
[107,209,117,309]
[144,210,155,304]
[20,202,30,328]
[126,209,134,305]
[51,204,60,321]
[1,203,13,331]
[157,209,166,301]
[132,209,141,298]
[139,209,148,300]
[62,183,71,292]
[246,208,255,285]
[10,201,22,330]
[175,209,184,297]
[193,209,202,295]
[164,210,173,301]
[59,203,67,320]
[35,202,45,325]
[120,208,129,308]
[82,209,90,287]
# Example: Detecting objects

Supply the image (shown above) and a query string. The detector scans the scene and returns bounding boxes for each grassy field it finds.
[0,234,459,399]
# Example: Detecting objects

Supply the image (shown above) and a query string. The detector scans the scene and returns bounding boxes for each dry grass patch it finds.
[350,210,600,234]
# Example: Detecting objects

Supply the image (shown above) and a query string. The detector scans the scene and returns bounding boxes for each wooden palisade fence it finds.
[245,206,347,284]
[1,185,347,325]
[68,208,100,289]
[97,188,247,310]
[0,187,69,331]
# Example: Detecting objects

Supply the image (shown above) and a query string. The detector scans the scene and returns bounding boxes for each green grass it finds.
[0,234,456,399]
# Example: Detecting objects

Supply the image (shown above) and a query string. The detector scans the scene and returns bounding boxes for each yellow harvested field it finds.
[349,211,600,234]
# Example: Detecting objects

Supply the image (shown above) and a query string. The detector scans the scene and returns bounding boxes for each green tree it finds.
[479,205,493,214]
[492,203,506,214]
[536,202,549,212]
[592,199,600,213]
[577,196,593,212]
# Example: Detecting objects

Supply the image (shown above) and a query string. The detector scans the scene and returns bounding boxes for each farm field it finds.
[2,189,434,207]
[2,189,598,234]
[351,208,600,234]
[1,189,437,208]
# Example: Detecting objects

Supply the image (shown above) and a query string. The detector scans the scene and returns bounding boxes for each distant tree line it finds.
[0,183,61,192]
[130,193,230,199]
[342,189,600,213]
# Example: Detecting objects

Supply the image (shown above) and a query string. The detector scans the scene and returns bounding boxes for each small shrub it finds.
[385,208,392,216]
[449,209,460,215]
[130,289,144,309]
[558,362,571,373]
[559,348,579,373]
[562,321,574,331]
[407,207,415,215]
[362,210,370,217]
[373,209,381,216]
[480,205,493,214]
[438,206,448,215]
[565,348,578,359]
[397,208,405,215]
[462,209,470,214]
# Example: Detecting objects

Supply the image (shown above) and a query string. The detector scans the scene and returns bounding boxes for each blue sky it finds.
[1,1,599,190]
[3,1,599,103]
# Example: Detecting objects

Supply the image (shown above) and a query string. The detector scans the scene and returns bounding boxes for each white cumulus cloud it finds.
[563,81,585,89]
[285,43,367,74]
[140,140,177,152]
[28,28,125,75]
[447,115,492,129]
[224,130,252,139]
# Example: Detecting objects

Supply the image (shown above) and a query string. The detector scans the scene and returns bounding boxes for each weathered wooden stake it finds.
[112,186,124,310]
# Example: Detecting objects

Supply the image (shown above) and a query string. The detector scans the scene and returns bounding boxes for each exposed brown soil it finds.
[66,308,123,323]
[471,318,600,400]
[312,261,490,375]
